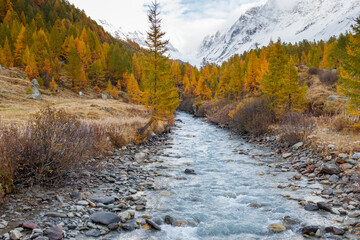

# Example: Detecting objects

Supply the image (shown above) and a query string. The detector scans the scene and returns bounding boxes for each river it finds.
[119,112,341,240]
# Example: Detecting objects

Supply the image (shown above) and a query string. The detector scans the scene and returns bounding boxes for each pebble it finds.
[9,230,22,240]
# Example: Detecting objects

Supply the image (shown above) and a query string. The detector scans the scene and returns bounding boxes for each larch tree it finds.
[261,40,306,115]
[245,51,261,95]
[3,37,13,67]
[145,0,179,119]
[14,26,26,66]
[338,17,360,116]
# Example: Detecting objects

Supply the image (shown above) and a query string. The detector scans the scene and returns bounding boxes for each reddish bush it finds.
[231,98,275,136]
[0,107,110,190]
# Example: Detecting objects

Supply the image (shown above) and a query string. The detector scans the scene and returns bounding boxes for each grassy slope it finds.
[0,67,165,145]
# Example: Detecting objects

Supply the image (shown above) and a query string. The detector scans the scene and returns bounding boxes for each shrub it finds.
[26,87,33,95]
[279,112,315,146]
[308,67,322,75]
[332,115,348,132]
[319,71,338,85]
[177,97,195,114]
[0,107,110,189]
[231,98,275,136]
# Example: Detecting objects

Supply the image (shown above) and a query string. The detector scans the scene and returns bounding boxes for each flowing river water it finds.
[119,112,342,240]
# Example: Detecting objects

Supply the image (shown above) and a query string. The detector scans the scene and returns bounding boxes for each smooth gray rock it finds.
[184,169,196,175]
[45,212,67,218]
[84,229,100,237]
[90,212,121,225]
[90,197,116,205]
[304,204,319,211]
[28,86,42,100]
[44,226,64,240]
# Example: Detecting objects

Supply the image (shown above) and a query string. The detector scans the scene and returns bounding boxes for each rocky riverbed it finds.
[1,112,360,240]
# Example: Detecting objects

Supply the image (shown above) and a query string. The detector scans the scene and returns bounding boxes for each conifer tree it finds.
[145,0,179,118]
[338,17,360,116]
[126,73,142,104]
[245,51,261,95]
[14,26,26,66]
[88,60,105,87]
[261,40,306,115]
[66,43,82,91]
[3,37,13,67]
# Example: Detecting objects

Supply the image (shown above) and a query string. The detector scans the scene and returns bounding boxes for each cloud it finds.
[68,0,264,60]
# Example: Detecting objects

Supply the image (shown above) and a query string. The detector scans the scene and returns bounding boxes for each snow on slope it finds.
[97,19,181,59]
[198,0,360,64]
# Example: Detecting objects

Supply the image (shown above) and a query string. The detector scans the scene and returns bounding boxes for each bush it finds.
[308,67,322,75]
[0,107,110,190]
[231,98,275,136]
[279,112,315,146]
[177,97,195,114]
[319,71,338,85]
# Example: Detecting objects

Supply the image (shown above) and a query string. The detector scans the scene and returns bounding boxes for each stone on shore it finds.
[44,226,64,240]
[90,212,121,225]
[321,162,340,174]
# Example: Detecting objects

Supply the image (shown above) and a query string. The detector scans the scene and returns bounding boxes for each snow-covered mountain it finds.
[198,0,360,64]
[97,19,180,58]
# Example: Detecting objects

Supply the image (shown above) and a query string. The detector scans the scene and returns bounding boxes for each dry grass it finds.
[0,68,159,145]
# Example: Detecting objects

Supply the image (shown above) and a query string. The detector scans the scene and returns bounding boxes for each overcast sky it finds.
[68,0,265,56]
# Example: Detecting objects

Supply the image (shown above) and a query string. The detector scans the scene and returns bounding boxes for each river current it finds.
[119,112,340,240]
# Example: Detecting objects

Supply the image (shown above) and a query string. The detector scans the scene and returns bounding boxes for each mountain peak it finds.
[197,0,360,64]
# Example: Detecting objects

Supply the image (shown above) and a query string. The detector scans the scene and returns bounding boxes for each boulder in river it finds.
[146,219,161,231]
[304,204,319,211]
[90,212,121,225]
[325,226,345,235]
[164,215,174,225]
[184,169,196,175]
[317,202,332,212]
[302,225,321,237]
[269,223,286,233]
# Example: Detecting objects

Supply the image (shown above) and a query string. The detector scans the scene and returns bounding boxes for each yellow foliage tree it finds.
[14,26,26,66]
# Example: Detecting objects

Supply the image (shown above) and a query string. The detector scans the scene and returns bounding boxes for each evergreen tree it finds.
[338,17,360,116]
[261,40,306,115]
[14,26,26,66]
[66,43,82,91]
[145,0,179,118]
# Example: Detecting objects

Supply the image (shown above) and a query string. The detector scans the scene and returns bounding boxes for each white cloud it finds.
[68,0,263,61]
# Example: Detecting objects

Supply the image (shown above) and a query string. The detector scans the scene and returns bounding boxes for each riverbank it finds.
[185,99,360,237]
[0,133,172,240]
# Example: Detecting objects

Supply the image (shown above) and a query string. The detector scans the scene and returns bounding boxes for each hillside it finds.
[198,0,360,64]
